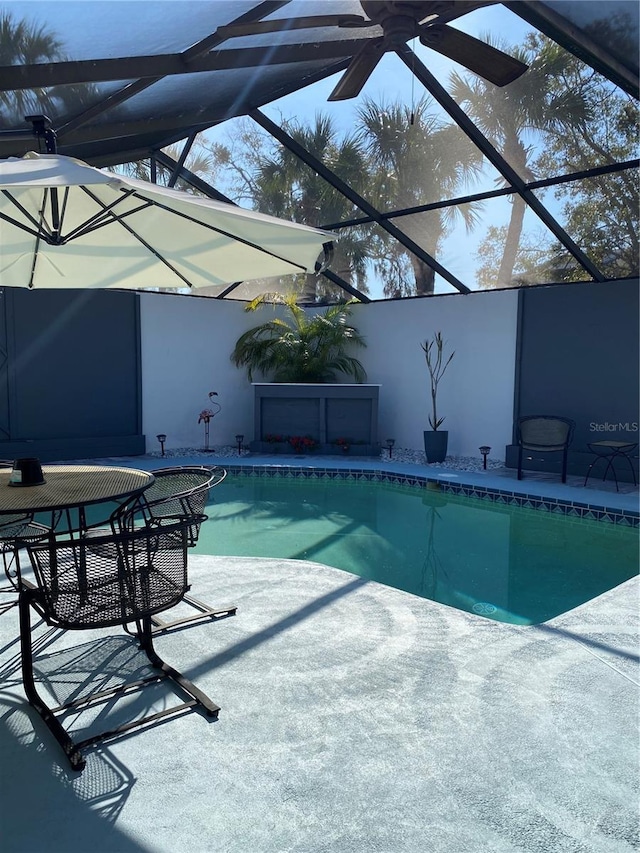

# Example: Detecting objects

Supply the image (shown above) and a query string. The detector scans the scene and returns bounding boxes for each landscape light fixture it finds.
[479,446,491,470]
[156,434,167,457]
[235,434,244,455]
[386,438,395,459]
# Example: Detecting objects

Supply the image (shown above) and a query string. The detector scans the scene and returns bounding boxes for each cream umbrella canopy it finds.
[0,152,334,290]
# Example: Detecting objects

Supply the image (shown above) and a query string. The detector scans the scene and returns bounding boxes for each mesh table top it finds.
[0,465,154,514]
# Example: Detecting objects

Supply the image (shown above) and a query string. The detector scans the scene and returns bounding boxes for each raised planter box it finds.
[250,383,381,457]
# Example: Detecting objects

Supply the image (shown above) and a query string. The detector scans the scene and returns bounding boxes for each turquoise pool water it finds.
[195,475,639,625]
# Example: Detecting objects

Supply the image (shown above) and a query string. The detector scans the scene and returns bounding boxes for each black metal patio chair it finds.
[115,466,237,633]
[0,460,53,612]
[516,415,575,483]
[124,466,225,542]
[18,517,220,771]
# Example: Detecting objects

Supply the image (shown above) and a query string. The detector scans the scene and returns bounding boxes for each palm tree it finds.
[208,114,373,302]
[356,96,484,295]
[0,11,63,119]
[450,34,589,287]
[1,11,99,128]
[230,293,367,383]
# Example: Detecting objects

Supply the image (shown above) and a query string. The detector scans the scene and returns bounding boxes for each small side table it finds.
[584,441,638,491]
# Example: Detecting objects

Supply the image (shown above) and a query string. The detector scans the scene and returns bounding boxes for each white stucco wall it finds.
[139,292,257,451]
[350,291,519,458]
[140,288,519,460]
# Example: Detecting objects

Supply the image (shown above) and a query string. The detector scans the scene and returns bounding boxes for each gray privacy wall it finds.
[506,278,639,478]
[0,288,143,461]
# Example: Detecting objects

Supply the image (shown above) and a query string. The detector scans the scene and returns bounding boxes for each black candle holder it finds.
[479,446,491,470]
[156,434,167,457]
[386,438,395,459]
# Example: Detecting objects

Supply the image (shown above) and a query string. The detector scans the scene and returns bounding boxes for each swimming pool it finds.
[195,474,638,625]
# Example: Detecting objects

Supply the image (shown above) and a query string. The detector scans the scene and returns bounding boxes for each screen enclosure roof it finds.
[0,0,637,302]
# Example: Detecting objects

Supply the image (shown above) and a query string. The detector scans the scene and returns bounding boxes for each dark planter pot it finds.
[423,430,448,464]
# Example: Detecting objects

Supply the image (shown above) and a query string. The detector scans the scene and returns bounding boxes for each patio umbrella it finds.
[0,152,334,290]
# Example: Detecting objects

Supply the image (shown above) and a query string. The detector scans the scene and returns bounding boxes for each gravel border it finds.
[148,445,506,473]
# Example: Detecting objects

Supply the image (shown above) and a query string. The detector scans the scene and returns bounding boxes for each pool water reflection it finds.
[195,476,638,625]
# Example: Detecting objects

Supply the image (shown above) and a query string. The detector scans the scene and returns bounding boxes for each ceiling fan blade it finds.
[420,24,528,86]
[328,40,386,101]
[216,15,367,38]
[416,1,499,28]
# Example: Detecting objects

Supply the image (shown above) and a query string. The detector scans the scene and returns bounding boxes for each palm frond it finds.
[231,293,366,382]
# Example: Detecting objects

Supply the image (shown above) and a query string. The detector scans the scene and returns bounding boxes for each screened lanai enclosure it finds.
[0,0,638,304]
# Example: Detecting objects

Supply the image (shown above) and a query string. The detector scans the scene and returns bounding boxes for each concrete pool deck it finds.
[0,454,638,852]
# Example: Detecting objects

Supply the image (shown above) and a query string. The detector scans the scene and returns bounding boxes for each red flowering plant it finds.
[333,437,351,452]
[288,435,319,453]
[264,434,286,443]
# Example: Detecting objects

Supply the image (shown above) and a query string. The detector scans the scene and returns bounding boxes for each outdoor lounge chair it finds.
[516,415,575,483]
[18,516,220,771]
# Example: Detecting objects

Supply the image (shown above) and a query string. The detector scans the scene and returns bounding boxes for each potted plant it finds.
[231,293,367,383]
[421,332,454,463]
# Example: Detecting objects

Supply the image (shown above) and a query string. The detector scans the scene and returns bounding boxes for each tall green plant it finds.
[231,293,367,383]
[421,332,454,430]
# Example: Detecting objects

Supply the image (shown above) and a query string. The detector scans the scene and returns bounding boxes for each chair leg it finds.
[561,448,568,483]
[18,591,219,772]
[150,593,237,634]
[137,616,220,718]
[0,548,20,613]
[517,446,523,480]
[18,588,86,771]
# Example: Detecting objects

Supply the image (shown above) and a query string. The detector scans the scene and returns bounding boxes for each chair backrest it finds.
[517,416,575,450]
[0,513,34,538]
[119,466,226,546]
[26,520,191,630]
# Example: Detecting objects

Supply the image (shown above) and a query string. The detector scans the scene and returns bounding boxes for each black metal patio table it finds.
[0,464,155,532]
[583,441,638,492]
[0,463,155,617]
